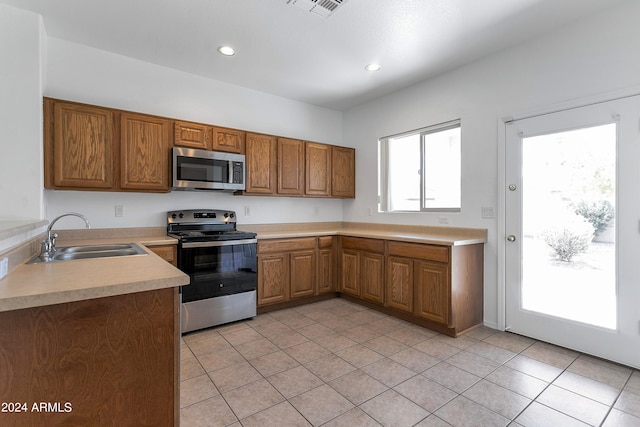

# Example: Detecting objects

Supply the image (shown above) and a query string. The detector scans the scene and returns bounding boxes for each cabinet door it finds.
[331,146,355,198]
[212,127,244,153]
[258,253,289,306]
[414,261,450,325]
[245,133,277,194]
[174,120,209,150]
[386,257,413,312]
[305,142,331,196]
[278,137,305,195]
[290,250,316,299]
[47,100,114,189]
[339,249,360,296]
[317,236,336,294]
[361,253,385,304]
[120,112,171,191]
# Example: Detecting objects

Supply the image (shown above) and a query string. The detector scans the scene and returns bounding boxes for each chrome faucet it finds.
[39,213,91,261]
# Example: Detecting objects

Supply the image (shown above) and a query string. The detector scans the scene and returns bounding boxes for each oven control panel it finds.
[168,209,237,224]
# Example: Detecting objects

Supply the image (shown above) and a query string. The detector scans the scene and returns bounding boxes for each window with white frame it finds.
[379,120,461,212]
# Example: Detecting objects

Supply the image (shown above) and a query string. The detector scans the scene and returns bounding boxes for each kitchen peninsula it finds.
[0,232,188,427]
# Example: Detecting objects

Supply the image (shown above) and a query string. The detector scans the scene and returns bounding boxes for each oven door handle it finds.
[181,238,257,248]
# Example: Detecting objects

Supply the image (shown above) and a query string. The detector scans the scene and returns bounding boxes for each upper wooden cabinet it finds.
[278,137,305,196]
[45,98,171,192]
[174,120,209,150]
[245,133,277,194]
[43,97,355,197]
[305,142,331,197]
[212,126,245,153]
[120,112,171,192]
[44,99,115,190]
[174,122,245,154]
[331,146,355,198]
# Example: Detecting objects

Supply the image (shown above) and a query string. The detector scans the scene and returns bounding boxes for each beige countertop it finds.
[243,222,487,246]
[0,234,188,313]
[0,222,486,314]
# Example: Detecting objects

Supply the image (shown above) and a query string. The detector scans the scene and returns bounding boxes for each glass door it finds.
[505,96,640,369]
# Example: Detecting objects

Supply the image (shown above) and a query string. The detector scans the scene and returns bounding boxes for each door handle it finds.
[507,235,516,242]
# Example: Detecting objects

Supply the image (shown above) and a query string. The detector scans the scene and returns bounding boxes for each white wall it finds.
[342,0,640,329]
[0,4,44,220]
[44,38,345,228]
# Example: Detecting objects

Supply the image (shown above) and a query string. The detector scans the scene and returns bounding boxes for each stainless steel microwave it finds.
[172,147,246,191]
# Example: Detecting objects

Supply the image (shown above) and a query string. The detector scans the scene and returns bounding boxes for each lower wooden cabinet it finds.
[0,288,179,426]
[339,237,483,337]
[257,237,334,307]
[339,237,385,304]
[290,250,316,298]
[386,256,414,313]
[414,260,450,325]
[317,237,336,294]
[361,253,384,304]
[257,234,483,336]
[339,249,360,297]
[258,253,290,305]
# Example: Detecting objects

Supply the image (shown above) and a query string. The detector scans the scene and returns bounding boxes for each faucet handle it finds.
[51,232,58,247]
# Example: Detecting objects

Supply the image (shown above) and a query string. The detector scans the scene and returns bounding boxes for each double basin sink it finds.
[28,243,147,264]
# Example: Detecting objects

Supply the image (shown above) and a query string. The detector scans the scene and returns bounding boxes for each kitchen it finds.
[2,0,640,426]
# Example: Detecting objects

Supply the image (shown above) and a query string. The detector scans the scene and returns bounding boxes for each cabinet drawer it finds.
[258,237,317,253]
[386,241,449,263]
[340,237,384,254]
[318,236,334,249]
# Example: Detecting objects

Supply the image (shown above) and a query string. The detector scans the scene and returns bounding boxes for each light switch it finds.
[115,205,125,217]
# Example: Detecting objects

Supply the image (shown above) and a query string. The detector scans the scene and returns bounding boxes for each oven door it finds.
[178,239,257,303]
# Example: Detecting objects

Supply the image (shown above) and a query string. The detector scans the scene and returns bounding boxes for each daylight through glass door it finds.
[521,124,616,329]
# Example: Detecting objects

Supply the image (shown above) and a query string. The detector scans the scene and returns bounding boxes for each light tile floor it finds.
[180,298,640,427]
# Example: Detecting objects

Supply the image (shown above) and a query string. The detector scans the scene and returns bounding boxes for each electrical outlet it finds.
[438,216,449,224]
[115,205,125,217]
[0,257,8,280]
[367,207,373,216]
[244,206,250,216]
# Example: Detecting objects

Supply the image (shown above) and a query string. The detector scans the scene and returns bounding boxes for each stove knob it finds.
[224,212,229,218]
[179,213,184,219]
[171,213,177,219]
[230,212,235,218]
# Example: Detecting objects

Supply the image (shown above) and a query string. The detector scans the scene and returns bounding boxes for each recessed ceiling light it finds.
[217,46,236,56]
[365,63,381,72]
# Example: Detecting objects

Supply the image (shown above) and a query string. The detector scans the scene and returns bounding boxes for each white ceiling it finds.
[1,0,625,111]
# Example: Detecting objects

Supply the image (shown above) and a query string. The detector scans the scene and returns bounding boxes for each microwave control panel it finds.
[231,161,244,184]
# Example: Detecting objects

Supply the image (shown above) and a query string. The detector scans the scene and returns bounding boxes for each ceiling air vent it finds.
[287,0,349,18]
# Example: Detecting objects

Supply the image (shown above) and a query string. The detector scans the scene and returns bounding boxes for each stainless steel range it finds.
[167,209,257,333]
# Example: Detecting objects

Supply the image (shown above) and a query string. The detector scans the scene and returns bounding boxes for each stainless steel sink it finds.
[27,243,147,264]
[56,244,139,254]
